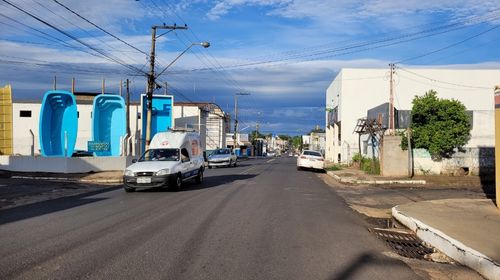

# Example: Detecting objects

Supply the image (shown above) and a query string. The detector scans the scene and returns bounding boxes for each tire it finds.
[170,174,182,191]
[228,160,232,168]
[208,165,212,169]
[296,166,302,171]
[195,168,204,184]
[233,160,237,167]
[124,186,135,192]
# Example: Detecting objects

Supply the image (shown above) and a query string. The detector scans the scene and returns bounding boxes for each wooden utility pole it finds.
[389,63,395,135]
[126,79,131,155]
[145,24,188,152]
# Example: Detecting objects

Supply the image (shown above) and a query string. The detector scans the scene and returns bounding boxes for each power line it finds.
[1,0,147,76]
[51,0,148,57]
[396,24,500,64]
[396,67,492,90]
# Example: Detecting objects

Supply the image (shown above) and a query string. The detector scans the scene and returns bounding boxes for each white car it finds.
[207,148,237,168]
[297,150,325,171]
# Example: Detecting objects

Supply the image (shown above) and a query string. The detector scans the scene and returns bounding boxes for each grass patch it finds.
[325,165,343,171]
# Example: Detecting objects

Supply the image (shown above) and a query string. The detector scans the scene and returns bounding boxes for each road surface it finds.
[0,157,419,279]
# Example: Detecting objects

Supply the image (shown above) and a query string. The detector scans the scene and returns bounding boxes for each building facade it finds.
[325,68,500,170]
[11,97,228,156]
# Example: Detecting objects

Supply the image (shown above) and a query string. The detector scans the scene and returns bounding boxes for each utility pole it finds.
[233,93,250,149]
[389,63,395,135]
[126,79,131,155]
[145,24,188,152]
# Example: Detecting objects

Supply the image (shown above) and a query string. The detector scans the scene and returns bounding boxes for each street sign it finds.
[88,141,110,152]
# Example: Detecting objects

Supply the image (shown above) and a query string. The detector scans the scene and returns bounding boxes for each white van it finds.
[123,130,204,192]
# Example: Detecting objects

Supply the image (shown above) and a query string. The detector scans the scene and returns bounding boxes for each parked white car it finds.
[297,150,325,171]
[207,148,237,168]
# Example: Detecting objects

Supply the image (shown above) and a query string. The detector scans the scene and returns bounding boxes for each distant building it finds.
[173,102,230,151]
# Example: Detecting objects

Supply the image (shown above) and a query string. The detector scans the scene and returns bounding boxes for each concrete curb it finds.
[12,175,122,184]
[327,171,426,185]
[392,206,500,280]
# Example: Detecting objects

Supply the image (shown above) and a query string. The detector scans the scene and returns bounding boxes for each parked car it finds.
[297,150,325,171]
[207,148,237,168]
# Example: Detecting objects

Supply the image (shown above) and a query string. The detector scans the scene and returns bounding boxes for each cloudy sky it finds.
[1,0,500,135]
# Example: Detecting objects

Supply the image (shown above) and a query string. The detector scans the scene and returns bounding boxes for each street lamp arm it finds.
[155,42,210,79]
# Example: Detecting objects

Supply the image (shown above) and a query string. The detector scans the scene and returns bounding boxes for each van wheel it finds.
[195,168,203,184]
[233,161,237,167]
[170,174,182,191]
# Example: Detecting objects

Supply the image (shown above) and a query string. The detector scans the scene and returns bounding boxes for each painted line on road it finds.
[266,159,275,163]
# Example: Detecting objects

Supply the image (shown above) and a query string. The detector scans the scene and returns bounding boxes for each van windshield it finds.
[139,149,179,162]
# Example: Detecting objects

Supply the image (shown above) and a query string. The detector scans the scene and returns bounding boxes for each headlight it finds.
[155,169,170,176]
[124,169,134,176]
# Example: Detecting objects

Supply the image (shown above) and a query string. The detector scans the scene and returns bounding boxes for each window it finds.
[181,148,190,162]
[19,110,31,118]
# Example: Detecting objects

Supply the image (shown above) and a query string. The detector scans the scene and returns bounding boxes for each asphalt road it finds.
[0,157,420,280]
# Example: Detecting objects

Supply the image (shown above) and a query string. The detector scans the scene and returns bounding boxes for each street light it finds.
[234,92,250,148]
[155,42,210,79]
[144,32,210,152]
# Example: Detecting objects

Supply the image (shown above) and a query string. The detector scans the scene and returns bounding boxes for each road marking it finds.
[266,159,275,163]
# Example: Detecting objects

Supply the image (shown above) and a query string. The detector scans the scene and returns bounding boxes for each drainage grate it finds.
[369,228,433,259]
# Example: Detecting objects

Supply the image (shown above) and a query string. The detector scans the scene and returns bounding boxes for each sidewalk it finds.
[326,167,499,280]
[392,199,500,280]
[9,171,123,184]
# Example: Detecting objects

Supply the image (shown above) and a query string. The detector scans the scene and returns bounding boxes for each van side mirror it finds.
[132,159,137,163]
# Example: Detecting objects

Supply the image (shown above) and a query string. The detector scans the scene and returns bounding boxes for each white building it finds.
[173,102,229,150]
[11,96,229,156]
[325,68,500,168]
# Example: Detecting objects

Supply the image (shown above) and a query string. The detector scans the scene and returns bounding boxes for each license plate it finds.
[137,177,151,184]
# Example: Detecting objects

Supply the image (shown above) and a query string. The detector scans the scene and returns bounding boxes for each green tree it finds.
[292,136,302,150]
[401,90,471,160]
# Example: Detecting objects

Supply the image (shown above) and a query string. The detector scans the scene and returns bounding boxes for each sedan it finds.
[297,150,325,171]
[207,148,237,168]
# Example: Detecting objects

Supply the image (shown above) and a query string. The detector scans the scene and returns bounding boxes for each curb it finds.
[392,206,500,280]
[327,171,426,185]
[12,175,122,184]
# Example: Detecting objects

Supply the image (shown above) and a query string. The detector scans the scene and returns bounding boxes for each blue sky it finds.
[1,0,500,135]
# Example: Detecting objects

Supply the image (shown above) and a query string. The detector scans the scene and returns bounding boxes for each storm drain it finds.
[369,228,434,259]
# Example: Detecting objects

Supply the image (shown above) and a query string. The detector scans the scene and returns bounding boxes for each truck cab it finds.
[123,130,204,192]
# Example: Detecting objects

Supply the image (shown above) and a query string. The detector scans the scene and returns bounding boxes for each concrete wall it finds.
[325,68,500,164]
[0,155,134,173]
[12,101,142,156]
[381,135,409,177]
[413,147,494,176]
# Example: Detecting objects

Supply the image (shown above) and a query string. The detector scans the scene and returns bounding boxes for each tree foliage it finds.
[401,90,471,160]
[292,136,302,150]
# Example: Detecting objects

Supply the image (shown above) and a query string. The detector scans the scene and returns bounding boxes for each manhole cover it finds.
[369,228,433,259]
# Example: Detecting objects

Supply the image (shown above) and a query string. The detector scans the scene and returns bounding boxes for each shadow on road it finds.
[328,252,414,280]
[129,174,258,193]
[0,186,120,225]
